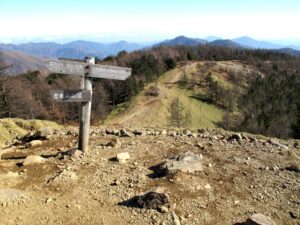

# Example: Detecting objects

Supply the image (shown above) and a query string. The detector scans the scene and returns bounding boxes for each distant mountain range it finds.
[156,36,300,56]
[0,40,144,60]
[1,35,300,75]
[1,36,300,61]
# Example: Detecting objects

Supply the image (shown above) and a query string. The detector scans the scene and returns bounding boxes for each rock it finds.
[105,138,119,147]
[244,213,276,225]
[116,152,130,164]
[37,127,54,138]
[105,129,114,135]
[160,151,203,174]
[289,211,299,219]
[124,191,169,210]
[191,133,198,138]
[171,211,181,225]
[23,155,46,166]
[168,131,177,137]
[71,150,83,158]
[133,129,145,136]
[45,198,53,203]
[51,170,78,184]
[184,130,192,136]
[285,164,300,173]
[204,184,211,190]
[160,130,167,136]
[120,129,133,137]
[159,205,169,213]
[227,133,242,141]
[268,139,289,149]
[25,140,43,147]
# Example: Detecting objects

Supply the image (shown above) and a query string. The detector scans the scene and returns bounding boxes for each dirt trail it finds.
[109,67,184,128]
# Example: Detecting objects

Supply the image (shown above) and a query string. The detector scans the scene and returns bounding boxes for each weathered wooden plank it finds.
[88,64,131,80]
[47,60,131,80]
[50,90,91,102]
[47,60,86,76]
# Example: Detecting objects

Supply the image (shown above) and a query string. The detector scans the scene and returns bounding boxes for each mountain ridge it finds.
[1,36,300,61]
[0,40,145,60]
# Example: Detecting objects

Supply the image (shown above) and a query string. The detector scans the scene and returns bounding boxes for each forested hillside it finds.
[0,45,299,138]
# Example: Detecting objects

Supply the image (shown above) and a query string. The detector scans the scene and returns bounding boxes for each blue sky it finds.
[1,0,300,43]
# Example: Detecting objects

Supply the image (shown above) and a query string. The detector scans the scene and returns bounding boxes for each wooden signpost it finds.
[47,57,131,152]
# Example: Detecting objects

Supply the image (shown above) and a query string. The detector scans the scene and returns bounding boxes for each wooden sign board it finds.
[50,90,92,102]
[47,60,131,80]
[89,65,131,80]
[47,58,132,152]
[48,61,86,76]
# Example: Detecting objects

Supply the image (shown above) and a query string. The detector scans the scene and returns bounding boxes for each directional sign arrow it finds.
[47,60,131,80]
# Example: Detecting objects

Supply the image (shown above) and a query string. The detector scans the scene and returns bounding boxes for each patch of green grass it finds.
[172,88,224,129]
[0,118,61,147]
[105,102,131,122]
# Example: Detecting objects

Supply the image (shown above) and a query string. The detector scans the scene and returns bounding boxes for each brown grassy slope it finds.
[106,61,260,129]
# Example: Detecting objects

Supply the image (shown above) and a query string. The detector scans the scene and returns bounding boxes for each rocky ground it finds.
[0,127,299,225]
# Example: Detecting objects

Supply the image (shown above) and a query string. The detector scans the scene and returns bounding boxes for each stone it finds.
[37,127,54,138]
[133,129,145,136]
[159,205,169,213]
[191,133,198,138]
[171,211,181,225]
[285,164,300,173]
[268,139,289,149]
[51,170,78,184]
[160,130,167,136]
[71,150,83,158]
[160,151,203,174]
[204,184,211,190]
[120,129,133,137]
[116,152,130,164]
[45,198,53,204]
[105,138,119,147]
[23,155,46,166]
[26,140,43,147]
[168,131,177,137]
[228,133,242,141]
[184,130,192,136]
[125,191,169,210]
[245,213,276,225]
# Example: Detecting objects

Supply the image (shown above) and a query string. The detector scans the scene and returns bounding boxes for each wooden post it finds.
[46,58,131,153]
[78,57,94,152]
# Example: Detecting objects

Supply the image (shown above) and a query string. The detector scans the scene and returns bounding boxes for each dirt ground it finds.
[0,127,299,225]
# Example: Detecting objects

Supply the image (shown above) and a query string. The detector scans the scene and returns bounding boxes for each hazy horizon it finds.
[1,0,300,45]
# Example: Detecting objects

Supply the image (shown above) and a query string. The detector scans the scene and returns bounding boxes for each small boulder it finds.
[160,130,167,136]
[25,140,43,147]
[133,129,145,136]
[23,155,46,166]
[244,213,276,225]
[50,170,78,184]
[227,133,242,141]
[37,127,54,138]
[160,151,203,174]
[122,191,169,210]
[116,152,130,164]
[120,129,133,137]
[105,138,119,148]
